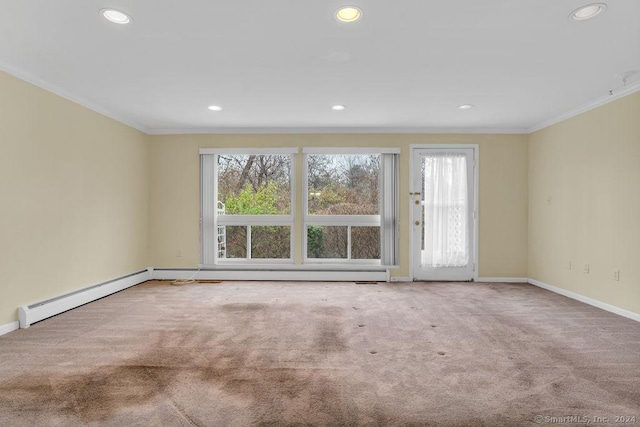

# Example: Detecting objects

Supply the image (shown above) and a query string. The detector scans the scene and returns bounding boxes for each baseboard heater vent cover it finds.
[18,269,150,329]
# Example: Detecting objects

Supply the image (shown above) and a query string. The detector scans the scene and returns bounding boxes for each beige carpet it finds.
[0,280,639,426]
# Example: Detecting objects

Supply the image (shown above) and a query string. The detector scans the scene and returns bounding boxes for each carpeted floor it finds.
[0,280,639,426]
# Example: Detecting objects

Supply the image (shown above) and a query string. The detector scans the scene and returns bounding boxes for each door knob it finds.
[415,221,420,226]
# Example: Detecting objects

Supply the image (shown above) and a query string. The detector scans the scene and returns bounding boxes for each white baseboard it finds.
[477,277,529,283]
[0,321,19,337]
[151,268,387,282]
[18,269,151,329]
[528,278,640,323]
[390,276,529,283]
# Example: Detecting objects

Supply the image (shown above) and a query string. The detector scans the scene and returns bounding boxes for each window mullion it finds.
[218,215,293,226]
[305,215,380,226]
[247,225,252,260]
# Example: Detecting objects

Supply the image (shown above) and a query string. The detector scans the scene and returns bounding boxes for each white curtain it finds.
[422,153,469,268]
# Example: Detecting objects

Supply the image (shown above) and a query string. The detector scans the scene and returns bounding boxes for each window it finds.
[201,148,296,264]
[303,148,399,266]
[201,147,399,268]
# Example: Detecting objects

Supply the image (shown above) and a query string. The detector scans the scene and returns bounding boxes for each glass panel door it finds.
[412,148,476,281]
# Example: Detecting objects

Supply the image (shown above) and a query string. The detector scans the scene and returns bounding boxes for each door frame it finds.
[409,144,479,281]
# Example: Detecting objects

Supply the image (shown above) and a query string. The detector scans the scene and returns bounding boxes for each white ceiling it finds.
[0,1,639,134]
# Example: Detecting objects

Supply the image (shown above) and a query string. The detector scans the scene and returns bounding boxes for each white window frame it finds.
[302,147,399,266]
[200,148,297,266]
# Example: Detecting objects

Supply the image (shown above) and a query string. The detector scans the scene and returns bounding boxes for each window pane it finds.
[251,226,291,259]
[307,226,348,259]
[222,226,247,259]
[218,154,291,215]
[351,227,380,259]
[307,154,379,215]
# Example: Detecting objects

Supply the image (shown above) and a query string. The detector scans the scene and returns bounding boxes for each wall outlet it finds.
[613,269,620,281]
[176,249,182,258]
[566,261,572,270]
[583,264,590,274]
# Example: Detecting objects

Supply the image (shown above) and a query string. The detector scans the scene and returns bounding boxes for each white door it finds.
[411,147,476,281]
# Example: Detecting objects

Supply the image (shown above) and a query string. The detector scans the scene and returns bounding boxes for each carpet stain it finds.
[313,307,348,353]
[311,306,343,316]
[315,326,347,353]
[220,303,268,311]
[0,365,175,423]
[0,302,360,426]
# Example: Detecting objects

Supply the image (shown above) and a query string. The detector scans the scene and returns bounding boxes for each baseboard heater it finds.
[151,268,389,282]
[18,269,150,329]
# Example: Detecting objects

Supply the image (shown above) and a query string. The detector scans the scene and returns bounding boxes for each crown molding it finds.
[0,61,150,134]
[528,82,640,134]
[148,126,528,136]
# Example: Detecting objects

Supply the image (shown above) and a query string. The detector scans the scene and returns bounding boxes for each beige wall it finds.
[529,92,640,314]
[149,134,529,279]
[0,71,150,325]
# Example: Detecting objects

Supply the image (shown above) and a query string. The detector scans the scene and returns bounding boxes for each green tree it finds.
[225,182,279,215]
[307,226,324,258]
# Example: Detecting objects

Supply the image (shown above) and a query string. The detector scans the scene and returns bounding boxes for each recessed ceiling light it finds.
[100,8,131,24]
[569,3,607,21]
[335,6,362,23]
[458,104,474,110]
[331,105,346,111]
[208,105,223,111]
